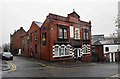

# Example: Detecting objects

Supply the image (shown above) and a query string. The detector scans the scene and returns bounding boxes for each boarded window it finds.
[70,26,74,38]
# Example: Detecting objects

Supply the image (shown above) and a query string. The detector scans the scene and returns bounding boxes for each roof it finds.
[33,21,42,27]
[68,11,80,18]
[93,40,115,45]
[11,27,26,37]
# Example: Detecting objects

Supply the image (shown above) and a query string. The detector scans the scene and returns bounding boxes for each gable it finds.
[28,21,42,33]
[68,11,80,18]
[11,27,26,37]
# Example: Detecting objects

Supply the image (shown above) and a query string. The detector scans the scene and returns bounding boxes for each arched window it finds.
[61,44,65,56]
[82,44,90,54]
[54,45,59,57]
[65,45,70,55]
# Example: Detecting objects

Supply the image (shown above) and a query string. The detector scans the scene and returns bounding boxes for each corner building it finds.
[40,11,92,62]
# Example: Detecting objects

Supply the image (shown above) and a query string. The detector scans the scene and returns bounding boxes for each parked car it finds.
[2,52,13,60]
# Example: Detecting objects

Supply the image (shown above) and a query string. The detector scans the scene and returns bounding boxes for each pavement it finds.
[21,56,117,69]
[37,60,97,68]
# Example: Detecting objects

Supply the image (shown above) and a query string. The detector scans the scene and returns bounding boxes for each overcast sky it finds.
[0,0,119,45]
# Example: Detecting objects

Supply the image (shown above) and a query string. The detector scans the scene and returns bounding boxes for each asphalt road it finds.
[2,56,119,78]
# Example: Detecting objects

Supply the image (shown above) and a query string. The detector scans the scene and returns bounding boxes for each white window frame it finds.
[82,44,90,54]
[53,44,72,58]
[53,44,59,57]
[75,28,80,39]
[61,44,65,56]
[65,45,70,55]
[59,45,62,56]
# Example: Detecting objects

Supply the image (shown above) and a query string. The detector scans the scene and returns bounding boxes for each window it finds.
[42,33,46,46]
[54,45,59,56]
[53,44,71,58]
[58,27,68,39]
[105,47,109,52]
[70,26,74,38]
[82,44,90,54]
[84,30,89,40]
[59,28,63,39]
[34,31,37,40]
[65,45,70,55]
[61,46,65,56]
[64,29,67,39]
[75,28,80,39]
[86,32,89,40]
[59,47,61,56]
[83,46,88,53]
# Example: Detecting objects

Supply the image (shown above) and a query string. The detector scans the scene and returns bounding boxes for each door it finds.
[74,49,78,59]
[74,48,81,61]
[92,53,99,62]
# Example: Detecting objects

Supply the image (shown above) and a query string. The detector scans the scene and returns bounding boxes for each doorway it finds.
[74,48,82,61]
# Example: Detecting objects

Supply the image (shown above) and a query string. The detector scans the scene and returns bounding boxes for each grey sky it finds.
[0,0,119,45]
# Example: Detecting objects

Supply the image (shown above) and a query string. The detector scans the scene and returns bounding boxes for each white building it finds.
[104,44,120,62]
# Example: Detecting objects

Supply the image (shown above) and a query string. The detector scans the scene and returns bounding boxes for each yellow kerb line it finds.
[6,61,16,72]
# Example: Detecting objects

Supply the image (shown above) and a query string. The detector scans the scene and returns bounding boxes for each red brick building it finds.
[21,21,42,59]
[10,27,26,55]
[21,33,30,57]
[92,45,104,62]
[40,11,92,62]
[21,11,92,62]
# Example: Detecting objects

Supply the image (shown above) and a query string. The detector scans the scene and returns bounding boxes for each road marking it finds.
[36,62,81,69]
[110,74,119,77]
[106,74,120,79]
[6,61,16,72]
[36,62,47,67]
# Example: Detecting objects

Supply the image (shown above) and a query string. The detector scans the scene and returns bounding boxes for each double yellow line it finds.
[6,61,16,72]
